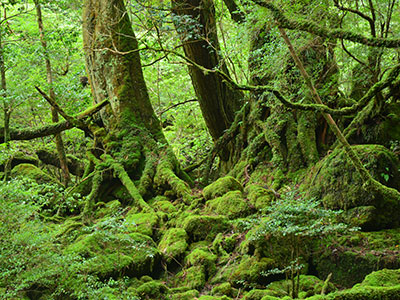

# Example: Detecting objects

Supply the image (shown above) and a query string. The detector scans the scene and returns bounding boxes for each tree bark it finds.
[82,0,191,215]
[171,0,243,162]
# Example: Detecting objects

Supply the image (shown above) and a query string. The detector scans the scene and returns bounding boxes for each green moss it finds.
[185,248,217,278]
[205,191,252,219]
[314,229,400,287]
[94,200,122,219]
[203,176,244,200]
[182,215,231,242]
[211,282,234,297]
[266,275,336,299]
[124,212,159,237]
[176,265,206,290]
[243,289,272,300]
[211,255,276,288]
[65,232,160,278]
[153,200,177,214]
[11,163,61,186]
[158,228,188,264]
[135,280,169,299]
[198,296,232,300]
[361,269,400,287]
[245,184,275,210]
[305,144,400,230]
[170,289,200,300]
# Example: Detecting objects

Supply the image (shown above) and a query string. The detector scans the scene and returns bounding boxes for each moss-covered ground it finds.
[1,144,400,299]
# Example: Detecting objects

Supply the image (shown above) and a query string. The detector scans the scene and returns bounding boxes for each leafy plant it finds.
[252,187,358,298]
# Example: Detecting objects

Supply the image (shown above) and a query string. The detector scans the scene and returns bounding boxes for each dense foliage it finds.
[1,0,400,299]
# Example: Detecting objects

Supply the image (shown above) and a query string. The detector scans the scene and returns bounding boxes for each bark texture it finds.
[172,0,243,162]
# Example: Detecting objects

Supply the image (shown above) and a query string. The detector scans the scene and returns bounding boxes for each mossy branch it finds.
[112,161,153,213]
[0,99,109,143]
[253,0,400,48]
[277,26,400,202]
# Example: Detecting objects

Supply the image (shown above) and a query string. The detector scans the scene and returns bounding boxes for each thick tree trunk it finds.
[82,0,191,216]
[172,0,243,163]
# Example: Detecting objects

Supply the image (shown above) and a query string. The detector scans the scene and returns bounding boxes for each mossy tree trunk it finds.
[171,0,243,169]
[82,0,191,216]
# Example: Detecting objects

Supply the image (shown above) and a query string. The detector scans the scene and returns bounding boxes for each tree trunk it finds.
[171,0,243,164]
[82,0,191,216]
[34,0,70,186]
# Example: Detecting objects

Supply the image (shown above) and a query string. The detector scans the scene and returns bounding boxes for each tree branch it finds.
[0,99,109,143]
[253,0,400,48]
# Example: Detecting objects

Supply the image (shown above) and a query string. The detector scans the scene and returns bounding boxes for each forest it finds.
[1,0,400,299]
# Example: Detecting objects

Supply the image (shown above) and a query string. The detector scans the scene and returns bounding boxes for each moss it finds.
[260,296,281,300]
[176,265,206,290]
[135,280,169,299]
[211,256,276,288]
[203,176,244,200]
[245,184,275,210]
[182,215,231,242]
[305,144,400,230]
[158,228,188,264]
[94,200,122,219]
[243,289,272,300]
[205,191,252,219]
[361,269,400,287]
[65,232,160,278]
[153,200,177,214]
[314,229,400,287]
[11,163,61,186]
[170,289,200,300]
[266,275,336,299]
[124,212,159,237]
[198,296,232,300]
[211,282,234,297]
[185,248,217,278]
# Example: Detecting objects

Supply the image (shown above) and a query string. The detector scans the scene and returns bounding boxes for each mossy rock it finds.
[245,184,275,210]
[153,200,177,214]
[266,275,336,299]
[203,176,243,200]
[211,255,276,287]
[211,282,236,297]
[182,215,231,241]
[205,191,252,219]
[170,289,200,300]
[243,289,273,300]
[11,163,61,186]
[305,144,400,230]
[361,268,400,287]
[124,212,159,237]
[94,200,122,219]
[305,270,400,299]
[198,296,232,300]
[65,232,160,278]
[313,229,400,287]
[135,280,169,299]
[158,228,188,264]
[185,247,217,278]
[175,265,206,290]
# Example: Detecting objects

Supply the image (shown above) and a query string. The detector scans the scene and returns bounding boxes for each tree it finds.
[171,0,243,167]
[81,0,191,215]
